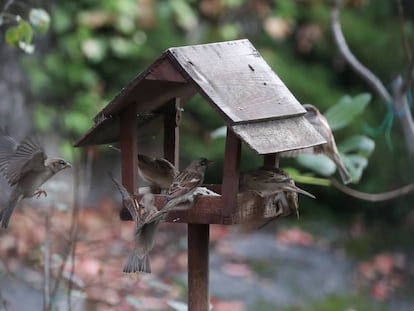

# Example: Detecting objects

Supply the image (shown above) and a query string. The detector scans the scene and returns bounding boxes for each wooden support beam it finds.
[263,153,279,168]
[188,224,210,311]
[221,127,241,223]
[163,98,181,168]
[119,105,138,221]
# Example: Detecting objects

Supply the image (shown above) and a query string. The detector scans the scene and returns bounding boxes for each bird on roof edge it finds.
[303,104,352,185]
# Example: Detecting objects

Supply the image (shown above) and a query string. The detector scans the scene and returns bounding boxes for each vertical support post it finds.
[163,98,210,310]
[221,126,241,223]
[119,105,138,220]
[163,98,181,168]
[263,153,279,168]
[188,224,210,311]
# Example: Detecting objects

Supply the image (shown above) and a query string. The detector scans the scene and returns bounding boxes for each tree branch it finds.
[331,0,392,102]
[331,178,414,202]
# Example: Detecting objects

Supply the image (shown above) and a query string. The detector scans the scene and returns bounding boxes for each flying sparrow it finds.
[239,167,315,199]
[303,104,352,184]
[110,174,165,273]
[164,158,212,211]
[137,154,178,191]
[0,128,71,228]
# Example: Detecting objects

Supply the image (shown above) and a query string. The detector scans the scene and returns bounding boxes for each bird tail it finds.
[332,153,352,185]
[0,194,21,229]
[123,251,151,274]
[284,185,315,199]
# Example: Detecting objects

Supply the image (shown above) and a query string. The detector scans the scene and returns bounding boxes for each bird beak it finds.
[65,162,72,169]
[207,160,214,165]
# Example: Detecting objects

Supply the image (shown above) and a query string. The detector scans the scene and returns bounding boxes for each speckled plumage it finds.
[0,128,71,228]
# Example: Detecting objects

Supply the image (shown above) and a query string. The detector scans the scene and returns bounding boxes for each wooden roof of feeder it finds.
[75,39,325,154]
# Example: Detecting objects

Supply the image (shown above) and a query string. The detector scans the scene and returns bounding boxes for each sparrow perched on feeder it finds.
[137,154,178,191]
[164,158,212,211]
[303,104,352,184]
[110,174,165,273]
[0,128,71,228]
[239,167,315,199]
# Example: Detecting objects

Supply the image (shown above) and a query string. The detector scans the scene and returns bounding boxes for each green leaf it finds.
[296,154,337,176]
[324,93,372,130]
[337,135,375,156]
[5,26,20,47]
[81,38,107,62]
[5,20,34,51]
[285,167,331,186]
[342,154,368,183]
[170,0,197,30]
[29,8,51,34]
[17,20,33,44]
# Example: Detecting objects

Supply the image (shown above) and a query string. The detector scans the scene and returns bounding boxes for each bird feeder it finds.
[75,39,325,311]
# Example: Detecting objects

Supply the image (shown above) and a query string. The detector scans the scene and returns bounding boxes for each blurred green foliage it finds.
[10,0,414,211]
[1,6,50,53]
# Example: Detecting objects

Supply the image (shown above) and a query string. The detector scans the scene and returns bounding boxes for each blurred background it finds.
[0,0,413,310]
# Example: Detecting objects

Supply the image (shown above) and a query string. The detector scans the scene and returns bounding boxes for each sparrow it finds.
[110,174,165,273]
[164,158,212,211]
[239,167,315,199]
[0,128,71,228]
[137,154,179,191]
[303,104,352,184]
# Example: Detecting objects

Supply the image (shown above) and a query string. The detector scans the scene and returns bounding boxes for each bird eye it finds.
[59,160,65,165]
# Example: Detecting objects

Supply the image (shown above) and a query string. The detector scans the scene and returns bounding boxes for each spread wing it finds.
[166,170,202,201]
[109,173,140,224]
[0,127,17,175]
[6,136,47,186]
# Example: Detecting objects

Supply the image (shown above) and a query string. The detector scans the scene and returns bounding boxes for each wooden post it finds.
[163,98,180,167]
[263,153,279,168]
[119,105,138,220]
[163,97,210,310]
[188,224,210,311]
[221,126,241,223]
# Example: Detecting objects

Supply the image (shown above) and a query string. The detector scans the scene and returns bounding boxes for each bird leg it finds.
[34,189,48,198]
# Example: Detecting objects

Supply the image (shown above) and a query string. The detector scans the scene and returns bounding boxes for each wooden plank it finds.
[188,224,210,311]
[146,58,187,82]
[75,81,196,147]
[119,105,138,221]
[168,39,305,123]
[134,190,281,225]
[221,127,241,224]
[231,116,326,154]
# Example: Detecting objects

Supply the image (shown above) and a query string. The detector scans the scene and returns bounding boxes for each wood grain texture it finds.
[163,98,180,168]
[167,39,305,123]
[120,106,138,221]
[231,116,326,154]
[221,127,241,223]
[188,224,210,311]
[133,191,281,225]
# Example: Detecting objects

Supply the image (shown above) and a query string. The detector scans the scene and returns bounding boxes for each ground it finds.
[0,196,413,311]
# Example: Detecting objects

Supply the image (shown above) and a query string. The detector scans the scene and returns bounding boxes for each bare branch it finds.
[392,76,414,153]
[331,178,414,201]
[331,0,392,102]
[395,0,412,63]
[401,54,414,94]
[43,212,51,311]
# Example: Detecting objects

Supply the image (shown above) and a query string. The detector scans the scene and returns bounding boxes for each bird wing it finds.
[155,158,178,176]
[109,173,140,223]
[6,136,47,186]
[0,127,18,175]
[167,170,202,201]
